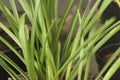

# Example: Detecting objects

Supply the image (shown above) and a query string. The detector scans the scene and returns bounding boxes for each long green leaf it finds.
[0,52,28,79]
[95,47,120,80]
[9,0,19,22]
[0,0,18,35]
[0,58,21,80]
[0,23,21,47]
[103,57,120,80]
[18,0,32,23]
[0,36,25,64]
[19,13,37,80]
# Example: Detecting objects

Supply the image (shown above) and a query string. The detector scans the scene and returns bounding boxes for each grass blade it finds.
[0,58,20,80]
[103,56,120,80]
[0,52,28,79]
[9,0,19,22]
[0,23,21,47]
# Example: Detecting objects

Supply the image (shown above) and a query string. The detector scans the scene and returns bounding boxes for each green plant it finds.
[0,0,120,80]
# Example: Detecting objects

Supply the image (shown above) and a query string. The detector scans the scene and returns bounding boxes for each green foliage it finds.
[0,0,120,80]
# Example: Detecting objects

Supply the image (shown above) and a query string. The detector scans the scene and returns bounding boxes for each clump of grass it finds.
[0,0,120,80]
